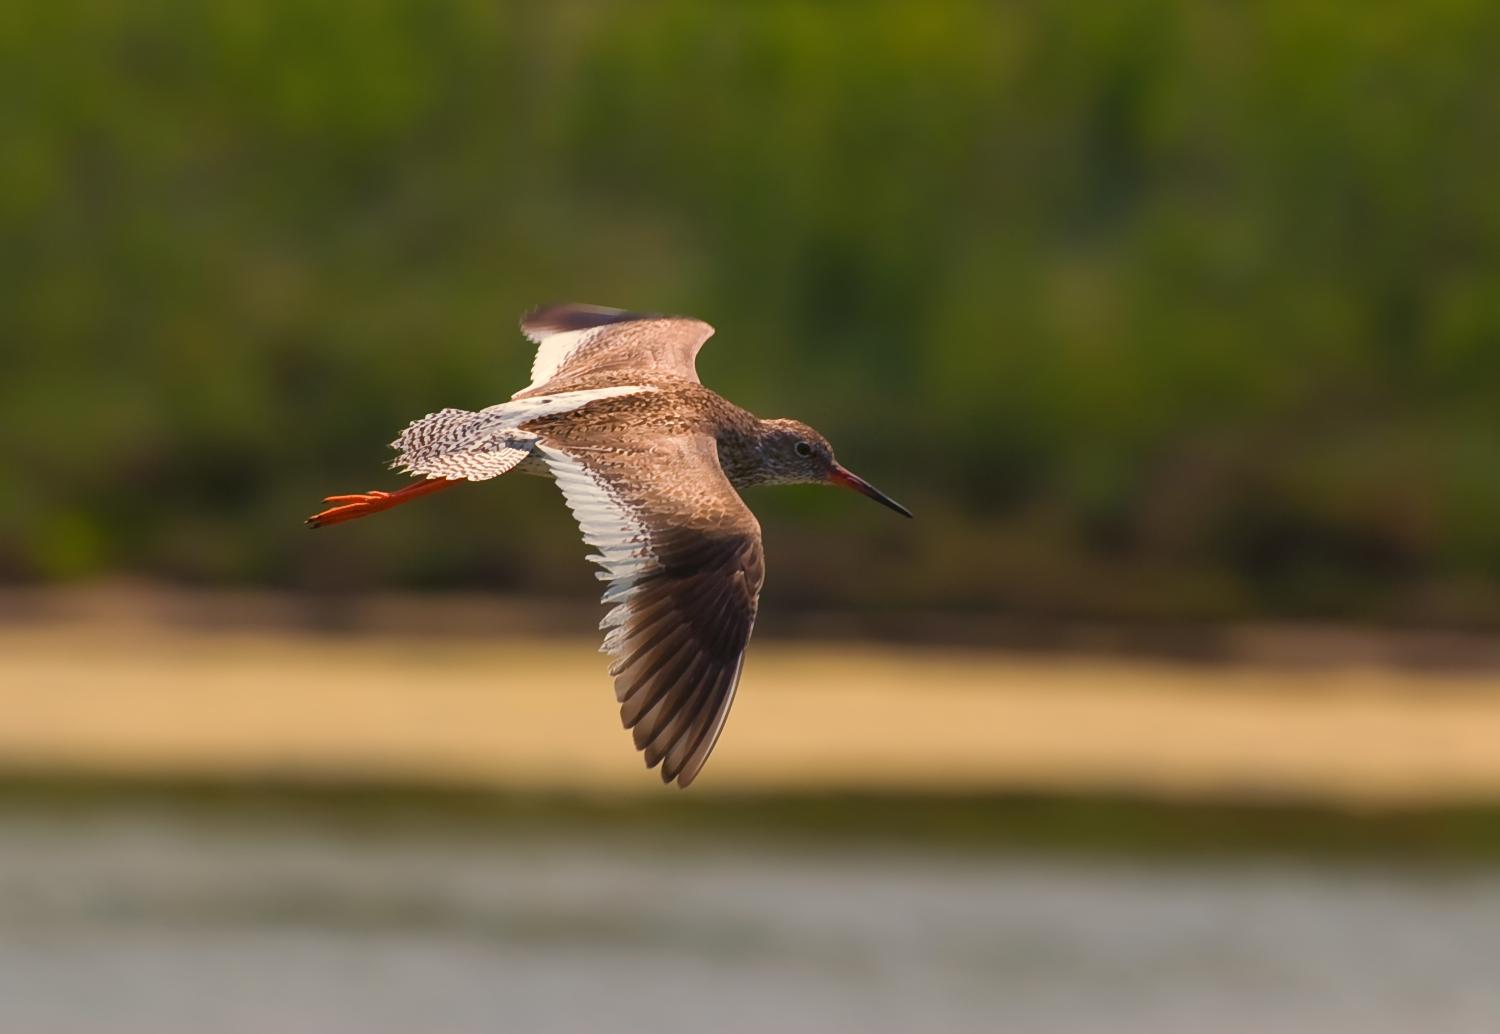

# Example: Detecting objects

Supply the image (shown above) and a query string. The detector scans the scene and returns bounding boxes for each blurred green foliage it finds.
[5,0,1500,625]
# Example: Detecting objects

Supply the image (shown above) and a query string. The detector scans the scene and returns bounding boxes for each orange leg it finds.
[305,477,462,528]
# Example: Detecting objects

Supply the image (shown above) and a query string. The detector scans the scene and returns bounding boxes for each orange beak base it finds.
[829,464,913,518]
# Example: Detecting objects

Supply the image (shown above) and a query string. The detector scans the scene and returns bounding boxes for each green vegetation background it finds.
[7,0,1500,627]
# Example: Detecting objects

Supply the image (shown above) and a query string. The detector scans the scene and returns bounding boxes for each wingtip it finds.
[641,748,697,788]
[520,302,639,338]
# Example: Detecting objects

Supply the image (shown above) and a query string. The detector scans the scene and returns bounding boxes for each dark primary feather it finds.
[520,302,644,338]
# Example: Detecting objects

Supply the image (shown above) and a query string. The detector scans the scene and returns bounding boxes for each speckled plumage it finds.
[312,303,910,788]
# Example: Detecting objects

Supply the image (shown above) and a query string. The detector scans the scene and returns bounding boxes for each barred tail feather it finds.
[389,408,537,481]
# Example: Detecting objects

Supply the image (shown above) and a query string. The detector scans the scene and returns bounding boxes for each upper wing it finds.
[515,303,716,397]
[533,431,764,787]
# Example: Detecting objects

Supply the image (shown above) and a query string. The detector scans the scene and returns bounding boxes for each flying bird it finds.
[307,304,911,786]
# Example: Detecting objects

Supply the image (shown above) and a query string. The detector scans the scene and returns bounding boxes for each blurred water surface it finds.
[3,806,1498,1034]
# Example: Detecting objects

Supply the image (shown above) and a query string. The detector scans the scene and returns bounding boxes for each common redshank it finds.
[307,303,911,786]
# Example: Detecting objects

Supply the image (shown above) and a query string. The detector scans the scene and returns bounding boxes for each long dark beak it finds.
[829,464,913,518]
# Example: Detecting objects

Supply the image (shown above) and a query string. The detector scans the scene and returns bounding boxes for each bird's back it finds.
[515,378,755,443]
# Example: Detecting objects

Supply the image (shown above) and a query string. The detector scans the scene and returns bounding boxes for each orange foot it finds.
[305,478,461,528]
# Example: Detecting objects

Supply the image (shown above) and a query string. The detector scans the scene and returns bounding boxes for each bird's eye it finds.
[795,441,812,457]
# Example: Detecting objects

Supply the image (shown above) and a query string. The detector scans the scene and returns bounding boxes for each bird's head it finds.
[756,419,912,518]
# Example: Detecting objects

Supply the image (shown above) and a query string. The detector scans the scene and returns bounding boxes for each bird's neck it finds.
[715,415,780,490]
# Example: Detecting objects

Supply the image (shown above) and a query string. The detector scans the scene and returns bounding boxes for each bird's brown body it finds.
[515,380,803,489]
[308,304,909,786]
